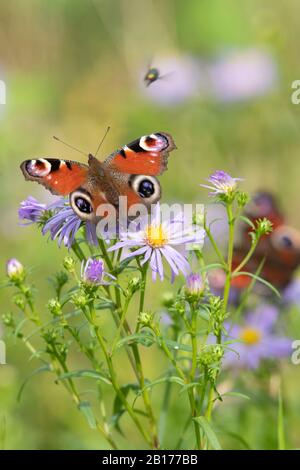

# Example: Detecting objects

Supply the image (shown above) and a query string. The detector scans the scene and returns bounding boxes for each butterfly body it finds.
[21,132,176,222]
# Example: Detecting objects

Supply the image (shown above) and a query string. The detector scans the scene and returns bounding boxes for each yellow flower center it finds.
[145,224,168,248]
[240,327,262,345]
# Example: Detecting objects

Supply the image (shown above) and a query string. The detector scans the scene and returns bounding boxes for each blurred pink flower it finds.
[207,48,278,102]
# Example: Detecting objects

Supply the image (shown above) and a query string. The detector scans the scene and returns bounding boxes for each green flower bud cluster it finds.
[47,298,62,317]
[208,296,228,337]
[198,344,224,383]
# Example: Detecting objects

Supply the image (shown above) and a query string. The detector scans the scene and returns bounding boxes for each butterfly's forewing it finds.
[20,158,88,196]
[104,132,176,176]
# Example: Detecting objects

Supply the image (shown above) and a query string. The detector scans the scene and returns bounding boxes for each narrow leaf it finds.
[115,333,155,350]
[232,271,280,297]
[216,392,250,402]
[56,369,111,385]
[78,401,97,429]
[18,365,52,402]
[194,416,222,450]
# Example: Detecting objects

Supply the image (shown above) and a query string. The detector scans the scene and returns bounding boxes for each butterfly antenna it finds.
[53,136,87,157]
[95,126,111,157]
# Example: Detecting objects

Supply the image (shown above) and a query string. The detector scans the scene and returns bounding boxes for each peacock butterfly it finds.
[20,132,176,222]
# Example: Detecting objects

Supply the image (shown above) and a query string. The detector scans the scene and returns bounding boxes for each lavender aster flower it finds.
[201,170,241,198]
[18,196,98,249]
[223,304,291,369]
[18,196,47,224]
[42,204,82,249]
[81,258,115,285]
[108,203,204,281]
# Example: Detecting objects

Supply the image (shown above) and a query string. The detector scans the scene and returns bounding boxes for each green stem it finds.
[190,305,198,379]
[205,385,214,421]
[232,239,259,275]
[138,262,147,317]
[204,222,226,267]
[110,296,131,353]
[220,203,235,343]
[134,262,159,449]
[51,342,80,405]
[188,390,201,449]
[71,241,86,262]
[92,320,152,446]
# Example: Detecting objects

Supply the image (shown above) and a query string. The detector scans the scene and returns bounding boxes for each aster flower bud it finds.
[125,277,141,297]
[209,296,228,337]
[254,218,273,238]
[63,256,76,273]
[43,329,57,344]
[2,312,15,328]
[185,273,204,301]
[6,259,25,282]
[198,344,224,367]
[13,294,26,310]
[237,191,250,208]
[138,311,154,328]
[71,291,90,309]
[47,298,62,317]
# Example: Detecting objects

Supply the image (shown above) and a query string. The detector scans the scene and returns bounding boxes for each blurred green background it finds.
[1,0,300,450]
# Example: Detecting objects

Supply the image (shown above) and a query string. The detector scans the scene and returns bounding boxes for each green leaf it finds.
[56,369,111,385]
[199,263,225,273]
[238,215,255,229]
[78,401,97,429]
[94,301,115,310]
[232,271,280,297]
[216,391,250,402]
[132,375,185,410]
[164,339,193,353]
[18,365,52,402]
[115,333,155,350]
[179,380,204,395]
[193,416,222,450]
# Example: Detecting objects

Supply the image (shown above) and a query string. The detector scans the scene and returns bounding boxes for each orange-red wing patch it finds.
[20,158,88,196]
[104,132,176,176]
[110,149,164,176]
